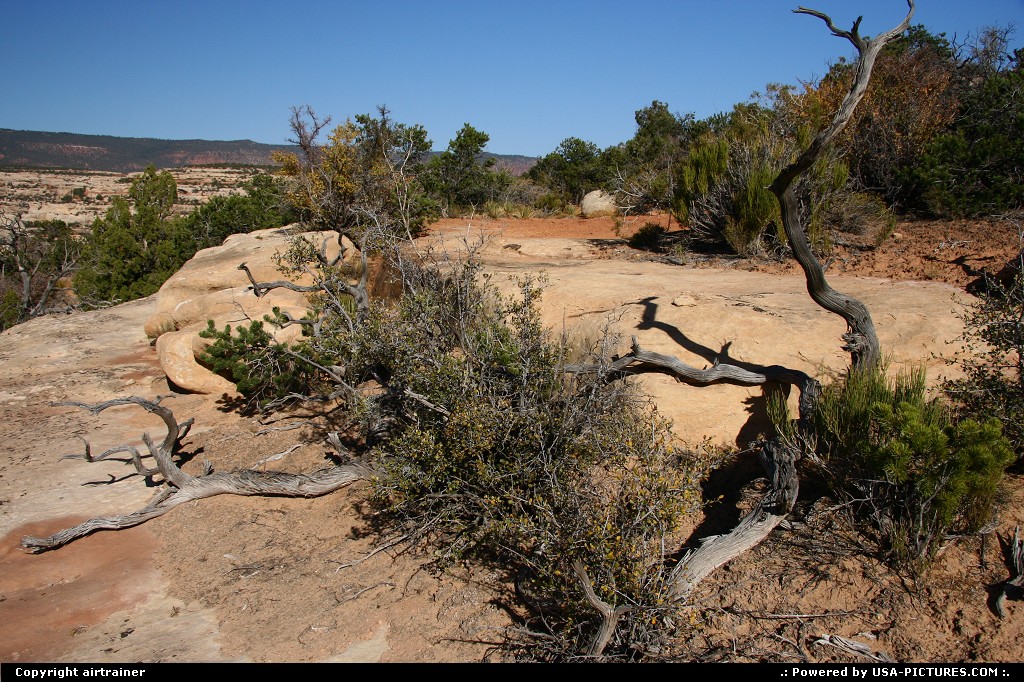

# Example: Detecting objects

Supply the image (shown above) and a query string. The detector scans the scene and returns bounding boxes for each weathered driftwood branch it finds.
[63,437,160,479]
[21,397,374,553]
[238,231,371,324]
[56,397,195,488]
[237,262,322,297]
[813,633,896,663]
[572,560,635,658]
[567,335,819,425]
[669,437,800,601]
[568,336,815,602]
[768,1,914,369]
[995,525,1023,619]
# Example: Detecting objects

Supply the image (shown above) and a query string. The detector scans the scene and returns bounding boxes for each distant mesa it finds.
[0,129,538,175]
[0,129,296,173]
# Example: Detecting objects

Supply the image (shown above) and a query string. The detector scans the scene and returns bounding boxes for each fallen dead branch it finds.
[813,633,895,663]
[995,525,1023,618]
[21,396,373,553]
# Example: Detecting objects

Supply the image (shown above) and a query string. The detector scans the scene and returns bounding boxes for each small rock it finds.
[672,293,701,307]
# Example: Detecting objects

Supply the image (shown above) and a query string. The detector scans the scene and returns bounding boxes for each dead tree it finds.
[569,2,913,610]
[995,525,1023,618]
[668,0,912,601]
[1,212,80,327]
[768,5,918,371]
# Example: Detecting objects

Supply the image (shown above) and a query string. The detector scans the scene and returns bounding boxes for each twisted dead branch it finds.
[568,2,913,606]
[995,525,1023,618]
[769,2,915,370]
[571,560,636,658]
[21,396,373,553]
[813,633,896,663]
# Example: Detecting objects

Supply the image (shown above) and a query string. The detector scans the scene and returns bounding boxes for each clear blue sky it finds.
[3,1,1021,157]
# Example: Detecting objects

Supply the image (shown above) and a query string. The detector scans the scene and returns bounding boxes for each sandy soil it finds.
[0,213,1021,664]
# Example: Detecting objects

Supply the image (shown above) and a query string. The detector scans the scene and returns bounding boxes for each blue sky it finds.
[3,1,1022,157]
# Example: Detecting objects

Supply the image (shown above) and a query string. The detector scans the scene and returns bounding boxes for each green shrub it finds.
[535,192,565,214]
[945,258,1024,466]
[75,166,180,303]
[829,191,896,245]
[811,363,1013,572]
[170,173,295,256]
[201,251,716,659]
[525,136,613,205]
[901,52,1023,217]
[483,200,507,219]
[419,123,513,213]
[509,203,536,219]
[628,222,667,251]
[0,288,20,331]
[75,169,292,306]
[198,316,321,409]
[676,105,846,257]
[360,272,713,659]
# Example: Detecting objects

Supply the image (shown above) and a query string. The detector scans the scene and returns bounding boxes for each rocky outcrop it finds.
[144,226,344,395]
[580,190,618,218]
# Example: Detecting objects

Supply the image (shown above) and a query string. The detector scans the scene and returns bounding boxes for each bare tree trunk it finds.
[669,438,799,600]
[668,1,914,601]
[568,336,818,602]
[769,3,915,370]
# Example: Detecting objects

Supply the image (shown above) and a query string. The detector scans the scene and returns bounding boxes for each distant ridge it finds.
[0,129,295,173]
[0,129,538,175]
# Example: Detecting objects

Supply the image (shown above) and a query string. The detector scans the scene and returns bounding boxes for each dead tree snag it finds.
[576,2,914,604]
[769,3,915,370]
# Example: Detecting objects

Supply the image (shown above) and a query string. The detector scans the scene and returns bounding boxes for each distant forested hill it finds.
[0,129,537,175]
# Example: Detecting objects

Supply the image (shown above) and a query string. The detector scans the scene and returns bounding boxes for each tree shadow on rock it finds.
[631,296,790,449]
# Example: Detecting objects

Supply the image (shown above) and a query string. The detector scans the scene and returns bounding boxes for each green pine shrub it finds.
[944,255,1024,466]
[627,222,668,251]
[811,363,1013,573]
[197,315,321,409]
